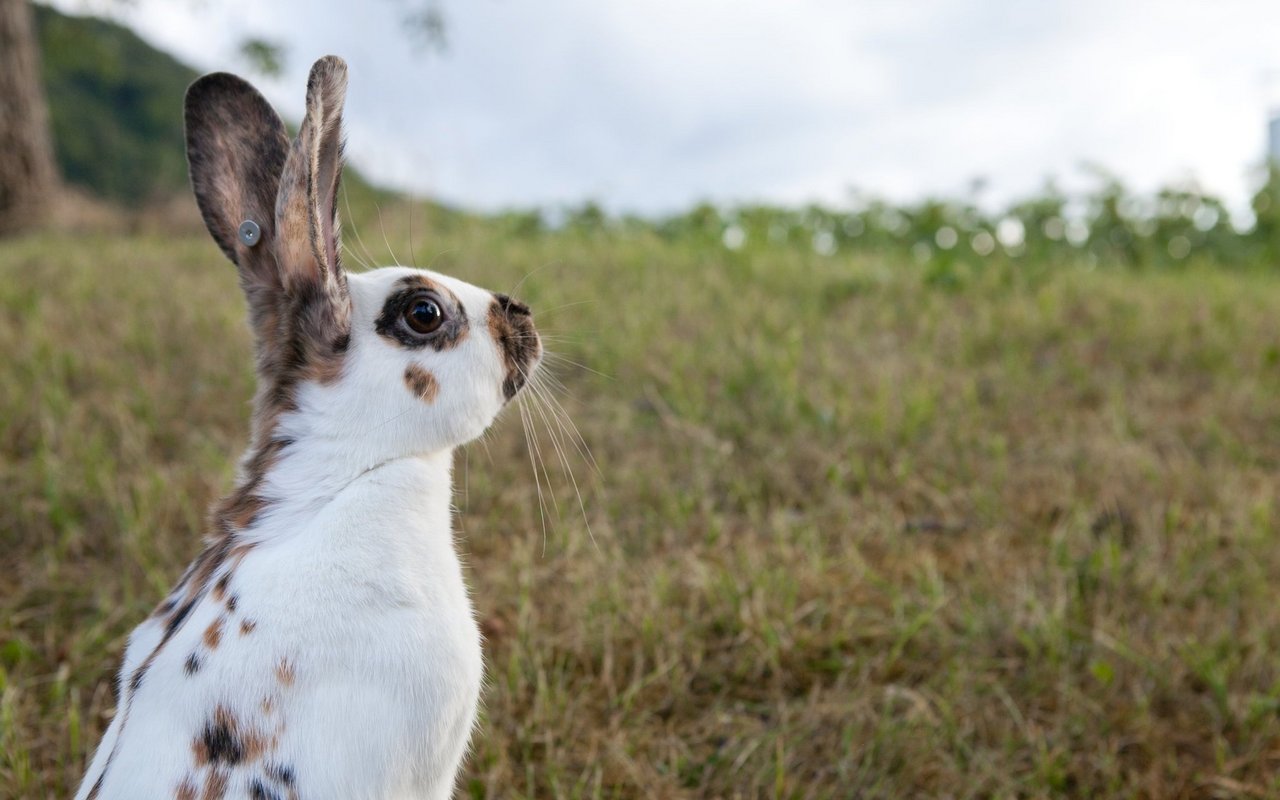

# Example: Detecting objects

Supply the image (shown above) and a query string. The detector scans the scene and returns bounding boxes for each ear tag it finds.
[238,220,262,247]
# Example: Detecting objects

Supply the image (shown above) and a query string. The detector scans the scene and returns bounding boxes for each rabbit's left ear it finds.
[275,56,351,328]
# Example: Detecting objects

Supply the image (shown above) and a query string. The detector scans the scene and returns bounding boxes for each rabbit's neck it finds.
[226,427,455,543]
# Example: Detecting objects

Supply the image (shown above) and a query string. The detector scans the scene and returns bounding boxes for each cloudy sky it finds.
[52,0,1280,216]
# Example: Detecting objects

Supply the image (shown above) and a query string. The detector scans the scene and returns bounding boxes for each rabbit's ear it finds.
[184,72,290,285]
[274,56,351,323]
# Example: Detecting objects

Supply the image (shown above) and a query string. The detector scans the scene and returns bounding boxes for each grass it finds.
[3,206,1280,798]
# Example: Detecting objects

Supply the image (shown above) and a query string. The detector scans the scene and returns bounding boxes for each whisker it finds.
[517,394,550,553]
[508,262,555,298]
[406,197,420,269]
[532,369,602,479]
[541,352,614,381]
[536,300,597,318]
[425,248,459,273]
[527,376,597,550]
[356,405,415,437]
[340,184,380,272]
[521,382,561,522]
[375,201,402,266]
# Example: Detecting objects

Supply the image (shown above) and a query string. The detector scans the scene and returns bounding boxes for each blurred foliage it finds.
[238,37,287,79]
[502,165,1280,276]
[31,4,1280,272]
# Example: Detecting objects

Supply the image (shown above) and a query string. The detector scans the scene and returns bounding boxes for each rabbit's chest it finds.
[156,538,483,794]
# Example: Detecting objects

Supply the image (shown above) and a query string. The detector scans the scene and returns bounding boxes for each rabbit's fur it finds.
[75,56,540,800]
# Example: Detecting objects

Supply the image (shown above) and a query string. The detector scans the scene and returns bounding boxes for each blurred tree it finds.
[1249,165,1280,264]
[0,0,447,236]
[238,38,287,79]
[0,0,60,235]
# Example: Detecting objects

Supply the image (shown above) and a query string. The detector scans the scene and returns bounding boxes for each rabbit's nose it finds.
[493,293,532,318]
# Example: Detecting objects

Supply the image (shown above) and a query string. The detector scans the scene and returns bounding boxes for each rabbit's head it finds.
[184,56,539,466]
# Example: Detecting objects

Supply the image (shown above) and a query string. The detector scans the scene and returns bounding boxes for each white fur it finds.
[77,265,535,800]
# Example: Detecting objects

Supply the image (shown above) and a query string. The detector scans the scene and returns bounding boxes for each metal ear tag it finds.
[238,220,262,247]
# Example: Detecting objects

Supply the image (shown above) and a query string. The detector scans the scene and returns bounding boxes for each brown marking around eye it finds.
[403,364,440,403]
[374,275,469,351]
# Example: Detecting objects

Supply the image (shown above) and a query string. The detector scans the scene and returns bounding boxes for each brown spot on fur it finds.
[200,767,229,800]
[212,574,228,602]
[487,293,540,400]
[240,618,257,636]
[175,776,198,800]
[204,617,225,650]
[261,695,275,715]
[403,364,440,403]
[275,657,296,687]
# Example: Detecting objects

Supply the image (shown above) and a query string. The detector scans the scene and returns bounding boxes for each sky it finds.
[51,0,1280,218]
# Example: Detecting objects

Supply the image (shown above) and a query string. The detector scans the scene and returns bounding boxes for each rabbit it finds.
[75,55,540,800]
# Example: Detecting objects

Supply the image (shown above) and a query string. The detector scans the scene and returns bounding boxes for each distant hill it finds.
[33,4,394,212]
[35,4,197,204]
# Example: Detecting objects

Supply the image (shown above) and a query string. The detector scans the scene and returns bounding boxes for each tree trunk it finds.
[0,0,58,235]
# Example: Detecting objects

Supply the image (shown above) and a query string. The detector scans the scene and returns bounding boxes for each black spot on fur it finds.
[494,292,531,317]
[184,653,202,676]
[227,594,239,614]
[200,716,245,764]
[266,763,296,785]
[128,667,145,694]
[249,779,281,800]
[165,597,199,638]
[374,277,469,350]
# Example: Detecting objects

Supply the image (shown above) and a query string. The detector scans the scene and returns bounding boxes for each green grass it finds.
[3,210,1280,798]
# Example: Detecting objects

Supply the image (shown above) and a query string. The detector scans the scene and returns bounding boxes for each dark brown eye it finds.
[404,296,444,334]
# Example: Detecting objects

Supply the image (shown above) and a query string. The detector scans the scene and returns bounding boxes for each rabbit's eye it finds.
[404,296,445,334]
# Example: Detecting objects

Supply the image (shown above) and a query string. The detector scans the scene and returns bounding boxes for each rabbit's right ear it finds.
[184,73,291,307]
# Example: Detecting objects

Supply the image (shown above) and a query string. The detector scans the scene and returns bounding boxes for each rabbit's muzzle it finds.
[489,293,540,402]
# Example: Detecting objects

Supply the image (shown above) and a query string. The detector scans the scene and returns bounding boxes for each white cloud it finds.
[46,0,1280,214]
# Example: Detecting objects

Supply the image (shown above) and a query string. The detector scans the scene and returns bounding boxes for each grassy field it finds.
[2,209,1280,798]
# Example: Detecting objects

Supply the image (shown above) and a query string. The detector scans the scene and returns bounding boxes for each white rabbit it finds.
[75,56,540,800]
